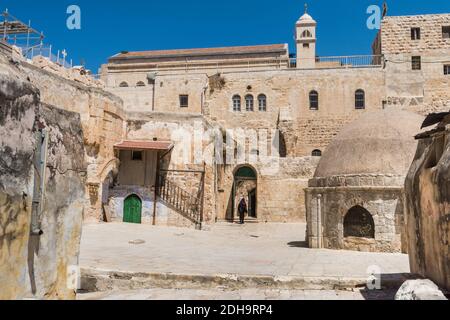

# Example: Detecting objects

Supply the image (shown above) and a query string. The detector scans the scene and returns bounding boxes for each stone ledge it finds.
[80,267,415,293]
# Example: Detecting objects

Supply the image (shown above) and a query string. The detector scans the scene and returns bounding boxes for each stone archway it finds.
[344,206,375,239]
[231,165,258,221]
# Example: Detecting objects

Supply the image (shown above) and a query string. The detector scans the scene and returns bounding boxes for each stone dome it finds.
[297,13,316,24]
[314,108,424,178]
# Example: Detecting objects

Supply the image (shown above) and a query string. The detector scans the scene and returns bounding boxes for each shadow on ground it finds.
[287,241,308,248]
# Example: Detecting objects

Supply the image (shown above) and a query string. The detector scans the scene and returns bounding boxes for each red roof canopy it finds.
[114,140,174,151]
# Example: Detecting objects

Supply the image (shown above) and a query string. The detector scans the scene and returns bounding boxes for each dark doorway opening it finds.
[231,166,258,222]
[344,206,375,238]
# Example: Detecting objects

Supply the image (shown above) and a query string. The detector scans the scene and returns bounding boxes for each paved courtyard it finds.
[80,222,410,279]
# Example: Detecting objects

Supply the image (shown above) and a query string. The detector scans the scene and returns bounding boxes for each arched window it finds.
[312,149,322,157]
[232,95,241,112]
[355,89,365,109]
[258,94,267,112]
[136,81,146,87]
[309,90,319,110]
[245,95,254,112]
[119,81,129,87]
[301,30,312,38]
[344,206,375,239]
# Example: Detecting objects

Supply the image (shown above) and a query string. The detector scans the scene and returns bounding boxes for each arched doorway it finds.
[344,206,375,238]
[123,195,142,224]
[232,166,257,221]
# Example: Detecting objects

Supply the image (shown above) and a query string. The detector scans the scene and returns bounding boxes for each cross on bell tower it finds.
[295,3,317,69]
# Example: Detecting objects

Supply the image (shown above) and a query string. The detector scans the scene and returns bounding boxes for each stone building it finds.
[405,111,450,291]
[98,10,450,230]
[305,109,423,253]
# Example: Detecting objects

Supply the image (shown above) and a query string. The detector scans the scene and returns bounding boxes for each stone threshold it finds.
[80,267,415,293]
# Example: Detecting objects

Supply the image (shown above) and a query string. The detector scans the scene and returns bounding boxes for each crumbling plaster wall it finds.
[120,112,216,226]
[0,72,39,300]
[18,60,126,223]
[31,104,87,299]
[0,55,87,299]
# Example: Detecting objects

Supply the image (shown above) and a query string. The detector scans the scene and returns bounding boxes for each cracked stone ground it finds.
[79,222,410,299]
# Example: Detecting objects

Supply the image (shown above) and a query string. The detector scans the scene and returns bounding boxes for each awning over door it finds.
[114,140,174,151]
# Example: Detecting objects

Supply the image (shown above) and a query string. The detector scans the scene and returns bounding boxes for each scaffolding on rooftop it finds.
[0,9,74,68]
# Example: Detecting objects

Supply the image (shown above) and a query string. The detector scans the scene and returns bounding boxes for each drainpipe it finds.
[31,129,48,236]
[317,194,322,249]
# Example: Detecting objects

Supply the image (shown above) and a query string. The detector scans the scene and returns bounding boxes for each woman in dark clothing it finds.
[238,197,248,224]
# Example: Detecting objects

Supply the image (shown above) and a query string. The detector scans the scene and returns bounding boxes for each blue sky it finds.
[3,0,449,72]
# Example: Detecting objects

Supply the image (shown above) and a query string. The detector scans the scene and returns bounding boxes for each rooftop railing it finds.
[289,55,384,69]
[19,44,74,69]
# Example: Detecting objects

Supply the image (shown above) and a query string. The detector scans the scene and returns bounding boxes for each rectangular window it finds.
[179,95,189,108]
[131,151,143,161]
[443,26,450,39]
[411,27,421,40]
[444,65,450,75]
[412,56,421,70]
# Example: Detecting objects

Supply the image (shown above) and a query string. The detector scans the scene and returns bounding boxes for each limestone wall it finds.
[405,119,450,291]
[18,60,126,223]
[381,14,450,115]
[306,184,405,253]
[0,58,87,299]
[381,15,450,55]
[32,104,87,299]
[121,112,217,225]
[0,73,39,300]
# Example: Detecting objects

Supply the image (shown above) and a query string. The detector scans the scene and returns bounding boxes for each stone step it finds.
[80,267,414,293]
[216,218,260,224]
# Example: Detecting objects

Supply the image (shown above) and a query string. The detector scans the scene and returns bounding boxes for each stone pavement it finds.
[80,222,410,287]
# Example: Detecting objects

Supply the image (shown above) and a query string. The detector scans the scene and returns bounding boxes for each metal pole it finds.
[152,155,160,226]
[3,11,7,42]
[317,194,322,248]
[26,20,31,49]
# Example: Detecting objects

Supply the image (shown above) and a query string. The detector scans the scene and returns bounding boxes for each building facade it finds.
[98,10,450,232]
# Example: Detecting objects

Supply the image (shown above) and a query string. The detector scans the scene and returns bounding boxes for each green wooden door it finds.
[123,195,142,224]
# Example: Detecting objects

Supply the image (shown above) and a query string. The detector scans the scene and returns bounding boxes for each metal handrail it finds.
[156,173,202,225]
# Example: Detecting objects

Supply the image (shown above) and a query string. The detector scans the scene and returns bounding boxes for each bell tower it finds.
[295,4,317,69]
